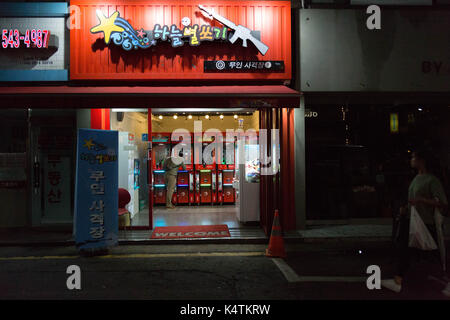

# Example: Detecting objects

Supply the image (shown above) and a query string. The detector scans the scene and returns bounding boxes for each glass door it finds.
[110,109,150,229]
[30,110,76,226]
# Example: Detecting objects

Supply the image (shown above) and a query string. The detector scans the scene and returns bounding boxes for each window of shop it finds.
[305,104,450,222]
[110,110,149,228]
[0,109,28,228]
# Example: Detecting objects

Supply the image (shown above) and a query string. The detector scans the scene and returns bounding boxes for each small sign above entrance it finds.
[204,60,285,73]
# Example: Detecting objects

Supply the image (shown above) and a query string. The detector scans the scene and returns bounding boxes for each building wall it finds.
[0,109,28,228]
[300,9,450,92]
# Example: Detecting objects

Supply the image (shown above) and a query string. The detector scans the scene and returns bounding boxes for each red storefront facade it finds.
[0,0,300,235]
[70,0,292,81]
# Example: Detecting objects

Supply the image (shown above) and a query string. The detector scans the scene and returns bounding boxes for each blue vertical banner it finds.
[74,129,119,250]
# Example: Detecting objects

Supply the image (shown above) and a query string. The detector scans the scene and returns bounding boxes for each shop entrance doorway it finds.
[110,108,261,231]
[150,108,261,231]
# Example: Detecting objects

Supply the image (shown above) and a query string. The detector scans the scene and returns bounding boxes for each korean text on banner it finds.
[74,128,119,250]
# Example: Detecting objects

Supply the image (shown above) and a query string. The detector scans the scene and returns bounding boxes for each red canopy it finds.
[0,85,301,109]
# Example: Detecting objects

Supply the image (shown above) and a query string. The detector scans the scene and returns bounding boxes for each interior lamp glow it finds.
[220,114,224,119]
[158,115,163,120]
[233,114,238,119]
[205,114,210,119]
[188,115,193,119]
[173,114,178,119]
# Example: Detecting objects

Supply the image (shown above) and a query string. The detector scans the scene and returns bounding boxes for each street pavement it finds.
[0,243,449,301]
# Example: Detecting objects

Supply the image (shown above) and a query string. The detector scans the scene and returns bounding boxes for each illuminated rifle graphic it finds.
[198,4,269,56]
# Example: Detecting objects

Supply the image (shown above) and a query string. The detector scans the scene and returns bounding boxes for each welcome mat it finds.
[151,225,231,239]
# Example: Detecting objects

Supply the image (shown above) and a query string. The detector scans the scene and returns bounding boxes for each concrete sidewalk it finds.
[1,227,268,246]
[297,224,394,242]
[0,224,398,246]
[1,222,449,246]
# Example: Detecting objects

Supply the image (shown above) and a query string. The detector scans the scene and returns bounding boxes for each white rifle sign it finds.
[198,4,269,56]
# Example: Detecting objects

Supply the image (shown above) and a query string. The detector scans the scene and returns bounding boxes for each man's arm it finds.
[409,197,446,209]
[409,177,448,210]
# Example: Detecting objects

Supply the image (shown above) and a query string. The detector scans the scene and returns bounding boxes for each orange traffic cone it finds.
[265,209,286,258]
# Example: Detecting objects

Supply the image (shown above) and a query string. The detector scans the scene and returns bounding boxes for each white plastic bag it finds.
[408,206,438,250]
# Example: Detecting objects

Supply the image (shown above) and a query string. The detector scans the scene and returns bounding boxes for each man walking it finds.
[163,155,186,209]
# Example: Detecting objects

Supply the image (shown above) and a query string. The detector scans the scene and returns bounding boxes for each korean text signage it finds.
[74,129,118,251]
[204,60,284,73]
[70,0,292,80]
[43,155,71,223]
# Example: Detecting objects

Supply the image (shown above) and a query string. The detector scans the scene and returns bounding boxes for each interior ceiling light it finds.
[205,114,210,119]
[234,114,238,119]
[219,114,224,119]
[173,114,178,119]
[158,115,163,120]
[188,115,193,119]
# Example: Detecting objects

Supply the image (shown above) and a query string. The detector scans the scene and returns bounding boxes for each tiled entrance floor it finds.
[131,205,241,228]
